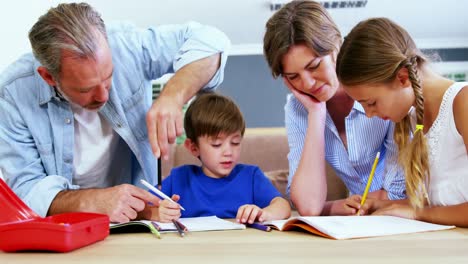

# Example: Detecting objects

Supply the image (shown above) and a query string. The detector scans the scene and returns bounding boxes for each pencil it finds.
[247,223,271,232]
[151,221,161,231]
[172,219,185,237]
[175,220,188,232]
[148,221,161,239]
[358,151,380,215]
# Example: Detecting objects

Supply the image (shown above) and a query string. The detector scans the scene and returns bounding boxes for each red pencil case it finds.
[0,179,109,252]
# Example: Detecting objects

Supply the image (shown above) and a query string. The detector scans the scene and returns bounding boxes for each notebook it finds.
[262,215,455,239]
[110,216,245,234]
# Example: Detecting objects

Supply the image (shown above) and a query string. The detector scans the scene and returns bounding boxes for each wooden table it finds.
[1,227,468,264]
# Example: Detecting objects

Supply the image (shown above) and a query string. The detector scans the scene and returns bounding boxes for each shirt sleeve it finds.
[0,95,79,217]
[382,122,407,200]
[284,94,309,196]
[253,167,282,208]
[115,21,230,90]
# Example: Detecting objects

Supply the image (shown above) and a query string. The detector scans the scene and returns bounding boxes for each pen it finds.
[172,219,185,237]
[247,223,271,232]
[358,151,380,216]
[140,179,186,211]
[148,221,161,239]
[157,158,162,189]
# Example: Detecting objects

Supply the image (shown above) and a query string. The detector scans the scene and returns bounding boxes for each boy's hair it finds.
[184,92,245,143]
[336,17,430,208]
[29,2,107,80]
[263,0,342,78]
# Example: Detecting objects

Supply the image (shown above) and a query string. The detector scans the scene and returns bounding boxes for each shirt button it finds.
[65,118,71,124]
[117,123,122,128]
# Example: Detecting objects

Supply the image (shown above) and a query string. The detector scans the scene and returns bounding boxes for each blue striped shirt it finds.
[285,94,406,200]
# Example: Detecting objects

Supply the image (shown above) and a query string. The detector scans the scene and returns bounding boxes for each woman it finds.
[263,0,405,215]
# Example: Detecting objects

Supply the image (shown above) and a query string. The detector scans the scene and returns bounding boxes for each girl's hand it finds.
[372,204,417,220]
[157,194,182,223]
[343,195,380,216]
[343,195,362,215]
[236,204,267,224]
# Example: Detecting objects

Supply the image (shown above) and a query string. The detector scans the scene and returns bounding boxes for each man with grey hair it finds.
[0,3,230,223]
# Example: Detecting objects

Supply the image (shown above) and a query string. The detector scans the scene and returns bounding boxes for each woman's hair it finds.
[336,17,430,208]
[263,0,341,78]
[184,92,245,144]
[29,2,107,79]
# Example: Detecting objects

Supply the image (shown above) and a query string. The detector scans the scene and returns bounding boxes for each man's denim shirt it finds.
[0,22,230,216]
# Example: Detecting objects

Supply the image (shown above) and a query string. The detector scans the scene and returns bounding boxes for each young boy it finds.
[153,92,291,224]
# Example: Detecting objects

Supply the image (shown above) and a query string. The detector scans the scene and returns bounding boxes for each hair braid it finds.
[398,56,430,208]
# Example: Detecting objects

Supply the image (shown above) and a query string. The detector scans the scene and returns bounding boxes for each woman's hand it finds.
[284,78,326,113]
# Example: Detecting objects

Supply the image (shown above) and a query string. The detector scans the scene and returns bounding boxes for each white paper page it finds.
[298,216,455,239]
[162,216,246,232]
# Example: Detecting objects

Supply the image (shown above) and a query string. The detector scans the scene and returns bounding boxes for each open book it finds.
[110,216,245,234]
[262,216,455,239]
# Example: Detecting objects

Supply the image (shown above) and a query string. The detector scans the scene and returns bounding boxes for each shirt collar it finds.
[352,100,366,114]
[35,60,62,105]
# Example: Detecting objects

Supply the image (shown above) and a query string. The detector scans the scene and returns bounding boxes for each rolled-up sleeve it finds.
[284,95,308,196]
[123,21,230,90]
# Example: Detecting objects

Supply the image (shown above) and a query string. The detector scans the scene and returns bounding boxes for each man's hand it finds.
[146,54,221,160]
[146,93,184,160]
[49,184,161,223]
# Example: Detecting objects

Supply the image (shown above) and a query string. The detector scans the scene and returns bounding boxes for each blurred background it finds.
[1,1,467,180]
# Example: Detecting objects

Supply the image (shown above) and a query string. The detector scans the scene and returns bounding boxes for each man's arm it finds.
[146,53,221,160]
[49,184,160,223]
[135,22,229,160]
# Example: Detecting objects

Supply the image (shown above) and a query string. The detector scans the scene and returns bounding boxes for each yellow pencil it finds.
[357,151,380,216]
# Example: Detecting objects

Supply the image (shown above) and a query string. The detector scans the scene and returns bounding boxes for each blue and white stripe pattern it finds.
[285,94,406,200]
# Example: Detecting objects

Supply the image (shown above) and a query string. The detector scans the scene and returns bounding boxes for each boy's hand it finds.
[236,204,268,224]
[158,194,182,223]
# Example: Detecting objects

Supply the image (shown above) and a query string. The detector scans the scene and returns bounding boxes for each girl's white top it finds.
[425,82,468,206]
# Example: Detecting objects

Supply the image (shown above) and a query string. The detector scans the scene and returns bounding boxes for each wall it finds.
[3,0,468,70]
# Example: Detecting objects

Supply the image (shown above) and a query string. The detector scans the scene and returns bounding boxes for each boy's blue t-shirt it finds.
[160,164,282,218]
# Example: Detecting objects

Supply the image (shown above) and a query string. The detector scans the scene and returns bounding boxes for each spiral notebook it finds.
[110,216,245,234]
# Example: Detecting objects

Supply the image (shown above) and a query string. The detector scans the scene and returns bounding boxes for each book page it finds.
[162,216,246,232]
[264,216,455,239]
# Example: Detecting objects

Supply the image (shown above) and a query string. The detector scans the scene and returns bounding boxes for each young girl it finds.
[336,17,468,227]
[263,0,406,216]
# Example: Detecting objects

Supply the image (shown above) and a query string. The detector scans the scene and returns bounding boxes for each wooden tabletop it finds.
[1,227,468,264]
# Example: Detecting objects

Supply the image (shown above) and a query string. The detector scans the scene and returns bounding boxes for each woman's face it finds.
[281,43,340,102]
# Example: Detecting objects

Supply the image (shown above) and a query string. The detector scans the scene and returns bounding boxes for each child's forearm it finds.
[416,202,468,227]
[263,197,291,220]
